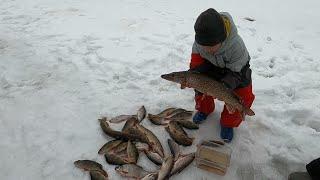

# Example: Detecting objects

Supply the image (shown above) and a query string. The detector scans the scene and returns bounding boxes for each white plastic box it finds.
[195,140,232,176]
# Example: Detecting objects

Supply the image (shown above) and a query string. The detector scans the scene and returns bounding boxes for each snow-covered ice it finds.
[1,0,320,179]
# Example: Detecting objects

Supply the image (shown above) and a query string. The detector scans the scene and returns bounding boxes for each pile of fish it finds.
[147,108,199,146]
[74,106,198,180]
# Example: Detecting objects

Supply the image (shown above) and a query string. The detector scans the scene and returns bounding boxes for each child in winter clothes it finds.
[186,8,255,142]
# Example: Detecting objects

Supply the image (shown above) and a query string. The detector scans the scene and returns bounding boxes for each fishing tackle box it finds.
[195,140,232,176]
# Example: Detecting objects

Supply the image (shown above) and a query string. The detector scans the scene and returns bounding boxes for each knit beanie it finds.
[194,8,226,46]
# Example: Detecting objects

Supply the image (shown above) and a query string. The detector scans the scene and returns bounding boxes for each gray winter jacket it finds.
[191,12,252,90]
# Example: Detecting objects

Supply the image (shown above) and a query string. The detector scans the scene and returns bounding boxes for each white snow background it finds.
[1,0,320,179]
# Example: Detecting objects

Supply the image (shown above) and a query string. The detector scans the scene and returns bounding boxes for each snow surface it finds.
[1,0,320,179]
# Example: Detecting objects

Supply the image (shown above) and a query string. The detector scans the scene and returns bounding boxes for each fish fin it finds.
[244,108,255,116]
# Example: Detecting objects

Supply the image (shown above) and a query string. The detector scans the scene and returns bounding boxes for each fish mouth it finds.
[160,74,168,79]
[161,73,173,81]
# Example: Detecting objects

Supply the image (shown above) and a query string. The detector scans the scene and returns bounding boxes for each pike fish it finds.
[161,71,255,116]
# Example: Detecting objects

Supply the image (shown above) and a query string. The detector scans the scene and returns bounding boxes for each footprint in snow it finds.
[307,120,320,132]
[289,41,304,50]
[268,57,276,69]
[266,36,272,43]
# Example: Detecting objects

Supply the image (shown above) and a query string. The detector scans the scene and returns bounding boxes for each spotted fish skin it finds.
[90,170,109,180]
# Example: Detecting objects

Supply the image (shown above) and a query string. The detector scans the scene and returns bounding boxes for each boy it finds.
[187,8,255,142]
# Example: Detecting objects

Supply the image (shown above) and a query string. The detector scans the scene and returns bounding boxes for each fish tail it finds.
[244,108,255,116]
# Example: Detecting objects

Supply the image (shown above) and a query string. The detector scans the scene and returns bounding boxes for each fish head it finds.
[115,165,128,175]
[74,161,84,169]
[161,71,188,84]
